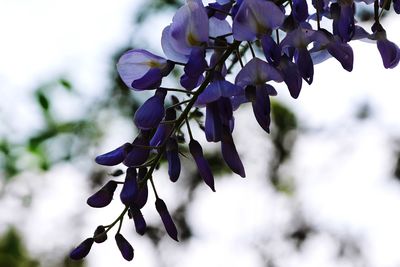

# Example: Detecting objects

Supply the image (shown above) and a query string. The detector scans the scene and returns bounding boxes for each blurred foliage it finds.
[0,228,39,267]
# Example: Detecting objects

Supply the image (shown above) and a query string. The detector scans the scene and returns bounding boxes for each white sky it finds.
[1,1,400,267]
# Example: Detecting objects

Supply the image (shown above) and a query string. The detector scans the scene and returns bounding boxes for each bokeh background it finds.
[1,0,400,266]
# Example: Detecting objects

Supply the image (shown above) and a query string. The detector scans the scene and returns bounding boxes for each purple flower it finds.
[232,0,284,41]
[70,238,94,260]
[221,127,245,177]
[117,49,173,90]
[134,89,166,130]
[162,0,209,63]
[189,139,215,191]
[87,180,118,208]
[394,0,400,13]
[115,233,134,261]
[337,2,355,42]
[155,198,179,241]
[278,55,302,98]
[196,73,243,106]
[292,0,309,22]
[131,167,149,209]
[377,38,400,69]
[150,108,176,147]
[181,47,208,90]
[95,143,132,166]
[124,131,151,167]
[166,138,181,182]
[120,167,138,206]
[235,58,283,89]
[130,206,147,235]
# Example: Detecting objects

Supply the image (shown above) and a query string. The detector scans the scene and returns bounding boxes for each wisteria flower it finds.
[117,49,174,90]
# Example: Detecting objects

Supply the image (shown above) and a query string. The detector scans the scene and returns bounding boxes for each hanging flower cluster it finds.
[70,0,400,261]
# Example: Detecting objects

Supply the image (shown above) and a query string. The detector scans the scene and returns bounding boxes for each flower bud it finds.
[87,181,118,208]
[69,238,94,260]
[120,167,138,206]
[155,198,179,241]
[93,225,107,243]
[115,233,134,261]
[95,143,132,166]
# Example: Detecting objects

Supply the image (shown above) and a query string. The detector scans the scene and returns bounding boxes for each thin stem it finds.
[316,0,321,30]
[185,118,194,140]
[235,48,244,68]
[374,0,380,22]
[248,41,256,58]
[167,99,191,109]
[276,29,280,45]
[117,212,124,233]
[159,87,195,95]
[149,177,159,199]
[103,206,129,233]
[170,61,186,66]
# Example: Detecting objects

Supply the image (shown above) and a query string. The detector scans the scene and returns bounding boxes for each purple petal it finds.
[120,167,138,206]
[95,143,132,166]
[205,102,223,142]
[124,133,151,167]
[189,139,215,191]
[235,58,283,88]
[295,48,314,84]
[70,238,94,260]
[180,73,204,90]
[87,181,118,208]
[134,90,166,130]
[394,0,400,13]
[327,39,354,71]
[233,0,284,41]
[377,38,400,69]
[292,0,309,22]
[150,108,176,147]
[279,56,302,98]
[337,3,355,42]
[131,68,162,90]
[161,26,190,63]
[221,129,245,177]
[261,35,282,65]
[115,234,134,261]
[155,198,179,241]
[130,206,147,235]
[184,47,207,78]
[252,85,272,133]
[132,168,148,209]
[166,138,181,182]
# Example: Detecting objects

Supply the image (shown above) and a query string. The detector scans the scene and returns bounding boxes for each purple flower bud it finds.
[295,48,314,84]
[278,56,302,99]
[124,132,151,167]
[150,108,176,147]
[252,85,273,133]
[236,58,283,89]
[130,206,147,235]
[292,0,309,22]
[221,128,245,177]
[205,101,223,142]
[95,143,132,166]
[261,35,282,66]
[233,0,284,41]
[377,38,400,69]
[132,167,149,209]
[115,233,134,261]
[69,238,94,260]
[166,138,181,182]
[134,89,167,130]
[196,73,243,106]
[206,2,232,20]
[87,180,118,208]
[155,198,179,241]
[337,3,355,42]
[120,167,138,206]
[327,39,354,72]
[117,49,174,90]
[93,225,107,243]
[189,139,215,192]
[394,0,400,13]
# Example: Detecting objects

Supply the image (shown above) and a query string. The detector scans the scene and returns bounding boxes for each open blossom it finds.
[117,49,174,90]
[232,0,285,41]
[162,0,209,63]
